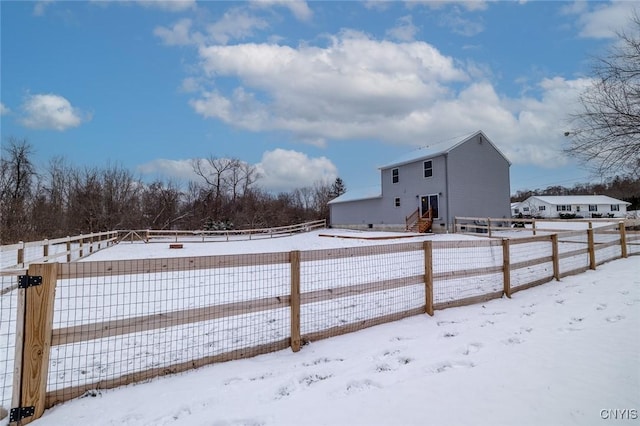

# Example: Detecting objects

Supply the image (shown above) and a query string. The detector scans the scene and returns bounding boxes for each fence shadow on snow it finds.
[1,219,639,424]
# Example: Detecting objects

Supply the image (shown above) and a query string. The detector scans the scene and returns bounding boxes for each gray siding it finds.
[380,155,448,224]
[329,131,511,232]
[330,197,384,226]
[447,133,511,223]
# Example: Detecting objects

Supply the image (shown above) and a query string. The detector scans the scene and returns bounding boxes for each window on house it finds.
[539,206,546,211]
[611,205,620,211]
[394,197,401,207]
[556,205,572,211]
[423,160,433,178]
[589,205,597,212]
[514,208,520,214]
[392,168,399,184]
[523,207,530,212]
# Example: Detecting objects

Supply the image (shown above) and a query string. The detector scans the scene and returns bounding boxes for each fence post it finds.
[17,242,24,268]
[66,238,71,263]
[12,262,58,425]
[619,221,628,258]
[290,250,301,352]
[79,236,84,258]
[487,218,492,237]
[423,241,434,316]
[502,239,511,298]
[587,226,596,270]
[532,219,537,236]
[42,240,49,263]
[551,234,560,281]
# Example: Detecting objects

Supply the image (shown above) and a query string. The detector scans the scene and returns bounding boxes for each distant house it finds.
[518,195,630,218]
[328,131,511,232]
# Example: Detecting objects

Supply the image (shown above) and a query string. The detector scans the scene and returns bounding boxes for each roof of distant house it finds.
[328,185,382,204]
[524,195,630,205]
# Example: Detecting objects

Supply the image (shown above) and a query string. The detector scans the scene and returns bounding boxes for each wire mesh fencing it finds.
[432,240,504,308]
[46,253,291,406]
[299,243,426,341]
[2,220,638,423]
[0,273,20,423]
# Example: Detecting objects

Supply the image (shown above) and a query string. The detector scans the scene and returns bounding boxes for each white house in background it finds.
[518,195,630,218]
[511,202,522,217]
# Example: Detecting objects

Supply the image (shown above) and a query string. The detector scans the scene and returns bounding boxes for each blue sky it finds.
[1,0,636,194]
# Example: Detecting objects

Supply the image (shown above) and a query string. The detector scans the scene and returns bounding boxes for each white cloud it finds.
[137,150,338,193]
[566,1,637,39]
[408,0,489,12]
[0,103,10,115]
[386,15,419,41]
[33,0,54,16]
[439,13,484,37]
[251,0,313,22]
[255,149,338,192]
[206,8,269,45]
[154,18,199,46]
[20,94,90,131]
[136,0,196,12]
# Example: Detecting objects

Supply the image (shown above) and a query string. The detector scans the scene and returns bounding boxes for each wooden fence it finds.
[0,231,119,272]
[1,220,639,425]
[119,220,327,243]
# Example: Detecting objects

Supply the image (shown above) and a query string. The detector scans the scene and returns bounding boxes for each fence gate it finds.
[10,263,58,426]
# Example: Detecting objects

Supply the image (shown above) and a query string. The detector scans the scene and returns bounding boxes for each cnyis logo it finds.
[600,409,638,420]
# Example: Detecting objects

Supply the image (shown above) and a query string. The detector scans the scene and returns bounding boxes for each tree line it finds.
[0,138,347,245]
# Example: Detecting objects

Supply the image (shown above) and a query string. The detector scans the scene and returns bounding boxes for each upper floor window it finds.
[423,160,433,178]
[588,205,598,212]
[392,168,399,184]
[611,204,620,211]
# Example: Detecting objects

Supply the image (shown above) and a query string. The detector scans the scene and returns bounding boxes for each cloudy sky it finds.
[1,0,636,193]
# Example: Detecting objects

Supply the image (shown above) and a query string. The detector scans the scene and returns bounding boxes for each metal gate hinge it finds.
[10,406,35,422]
[18,275,43,289]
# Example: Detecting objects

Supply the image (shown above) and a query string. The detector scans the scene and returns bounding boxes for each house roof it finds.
[328,185,382,205]
[526,195,630,205]
[379,130,511,170]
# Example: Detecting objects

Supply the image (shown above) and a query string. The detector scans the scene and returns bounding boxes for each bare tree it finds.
[0,138,37,243]
[565,13,640,177]
[192,156,240,220]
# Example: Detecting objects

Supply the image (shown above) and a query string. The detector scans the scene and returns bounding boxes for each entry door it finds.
[420,194,439,218]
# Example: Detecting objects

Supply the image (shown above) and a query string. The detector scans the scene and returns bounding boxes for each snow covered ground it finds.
[25,230,640,426]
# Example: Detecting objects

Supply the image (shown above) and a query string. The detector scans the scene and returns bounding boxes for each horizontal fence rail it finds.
[1,220,638,424]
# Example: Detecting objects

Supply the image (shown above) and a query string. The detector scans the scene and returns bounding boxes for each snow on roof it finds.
[328,185,382,204]
[528,195,630,205]
[379,130,510,169]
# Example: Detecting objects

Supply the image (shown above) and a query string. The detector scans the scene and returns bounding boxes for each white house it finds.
[518,195,630,218]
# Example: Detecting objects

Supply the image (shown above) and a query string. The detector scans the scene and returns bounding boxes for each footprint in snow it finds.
[430,360,475,373]
[212,420,265,426]
[606,315,625,323]
[344,379,382,394]
[462,343,483,355]
[442,331,458,338]
[502,336,524,345]
[302,357,344,367]
[596,303,607,311]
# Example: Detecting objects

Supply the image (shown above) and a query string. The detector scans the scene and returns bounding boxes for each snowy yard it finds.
[33,255,639,426]
[1,227,639,425]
